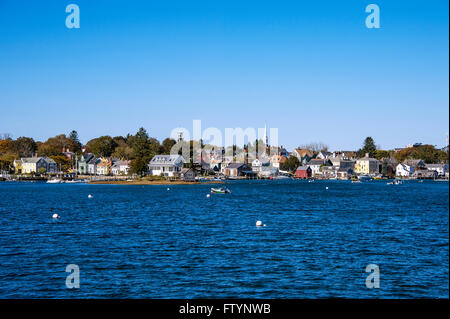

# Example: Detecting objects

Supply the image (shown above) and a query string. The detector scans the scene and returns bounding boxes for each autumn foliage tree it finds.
[394,145,448,164]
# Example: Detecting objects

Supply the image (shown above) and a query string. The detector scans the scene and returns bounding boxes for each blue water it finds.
[0,180,448,298]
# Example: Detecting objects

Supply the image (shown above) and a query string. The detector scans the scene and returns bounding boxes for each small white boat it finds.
[47,179,62,184]
[273,175,291,180]
[210,187,231,194]
[387,179,403,185]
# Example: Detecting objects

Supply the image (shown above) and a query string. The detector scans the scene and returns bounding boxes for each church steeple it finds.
[263,122,268,147]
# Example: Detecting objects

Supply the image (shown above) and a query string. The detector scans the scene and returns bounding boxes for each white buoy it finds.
[256,220,263,227]
[206,194,210,198]
[88,194,93,198]
[326,187,329,190]
[167,188,170,191]
[52,213,60,219]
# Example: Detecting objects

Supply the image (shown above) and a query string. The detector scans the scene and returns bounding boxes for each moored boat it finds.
[47,178,63,184]
[210,187,231,194]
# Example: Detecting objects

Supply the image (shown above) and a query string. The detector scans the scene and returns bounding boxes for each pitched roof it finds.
[357,157,378,162]
[21,157,44,163]
[43,157,56,164]
[307,159,327,166]
[425,164,448,169]
[295,148,313,158]
[150,155,184,165]
[226,163,247,169]
[296,166,310,170]
[403,159,425,167]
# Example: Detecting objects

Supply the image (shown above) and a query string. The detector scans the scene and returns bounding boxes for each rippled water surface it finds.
[0,180,448,298]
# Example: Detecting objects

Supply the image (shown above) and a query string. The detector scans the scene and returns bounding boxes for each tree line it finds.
[0,128,176,175]
[1,133,448,174]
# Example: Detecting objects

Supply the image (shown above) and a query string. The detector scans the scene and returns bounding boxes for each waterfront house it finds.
[307,158,332,177]
[337,167,354,180]
[293,148,314,164]
[77,153,95,174]
[96,158,111,175]
[251,159,263,172]
[22,157,46,174]
[270,154,287,169]
[412,169,437,179]
[14,157,58,174]
[43,157,58,173]
[396,163,414,177]
[321,166,338,179]
[355,154,379,175]
[425,164,449,176]
[88,157,101,175]
[223,163,254,177]
[403,159,426,170]
[295,166,312,179]
[111,160,130,175]
[15,157,42,174]
[148,155,184,177]
[18,157,48,174]
[258,166,279,178]
[330,156,355,170]
[180,168,196,182]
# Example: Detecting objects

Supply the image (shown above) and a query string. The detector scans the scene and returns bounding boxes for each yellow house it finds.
[16,157,47,174]
[355,155,379,174]
[13,160,22,173]
[96,158,111,175]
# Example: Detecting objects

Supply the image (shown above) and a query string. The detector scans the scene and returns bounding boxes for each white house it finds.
[88,158,101,175]
[307,158,332,177]
[425,164,449,176]
[111,160,130,176]
[316,151,332,160]
[396,163,414,177]
[148,155,184,177]
[251,159,263,172]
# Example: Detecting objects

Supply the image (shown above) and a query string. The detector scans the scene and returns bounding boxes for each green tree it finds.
[50,155,72,172]
[37,134,72,157]
[161,138,176,154]
[68,130,82,153]
[38,167,46,175]
[130,157,148,176]
[86,136,117,157]
[12,137,37,157]
[281,155,300,172]
[394,145,449,164]
[375,150,392,160]
[357,137,377,158]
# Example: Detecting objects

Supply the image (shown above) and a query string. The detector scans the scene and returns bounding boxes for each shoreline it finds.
[87,180,225,185]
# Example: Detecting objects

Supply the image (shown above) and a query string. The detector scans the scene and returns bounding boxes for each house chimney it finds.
[365,152,369,158]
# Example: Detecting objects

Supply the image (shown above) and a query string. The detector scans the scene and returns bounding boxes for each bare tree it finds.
[0,133,12,140]
[299,142,329,152]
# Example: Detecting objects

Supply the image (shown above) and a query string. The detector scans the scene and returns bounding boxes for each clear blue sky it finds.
[0,0,448,150]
